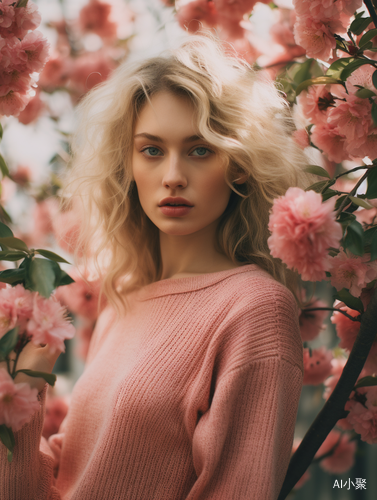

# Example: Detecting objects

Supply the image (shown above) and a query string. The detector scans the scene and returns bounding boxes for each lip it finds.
[158,197,194,207]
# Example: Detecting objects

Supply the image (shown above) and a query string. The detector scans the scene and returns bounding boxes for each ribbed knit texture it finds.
[1,264,304,500]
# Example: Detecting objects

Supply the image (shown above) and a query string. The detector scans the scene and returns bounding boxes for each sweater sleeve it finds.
[0,383,62,500]
[187,356,303,500]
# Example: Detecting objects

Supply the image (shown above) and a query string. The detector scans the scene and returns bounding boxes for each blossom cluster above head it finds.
[300,66,377,161]
[292,0,363,62]
[0,284,75,354]
[0,0,49,117]
[267,187,342,282]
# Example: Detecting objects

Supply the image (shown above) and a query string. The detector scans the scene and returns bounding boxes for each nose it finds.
[162,154,187,189]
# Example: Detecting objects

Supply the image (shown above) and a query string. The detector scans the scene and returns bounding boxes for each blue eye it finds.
[142,147,162,157]
[191,147,211,157]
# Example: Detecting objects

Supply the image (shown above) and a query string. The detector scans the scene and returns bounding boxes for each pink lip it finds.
[159,205,193,217]
[158,197,193,207]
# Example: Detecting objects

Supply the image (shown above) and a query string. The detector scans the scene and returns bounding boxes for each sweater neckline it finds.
[135,263,261,301]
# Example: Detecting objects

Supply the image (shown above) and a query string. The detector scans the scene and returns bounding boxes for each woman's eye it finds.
[191,147,212,157]
[141,147,162,157]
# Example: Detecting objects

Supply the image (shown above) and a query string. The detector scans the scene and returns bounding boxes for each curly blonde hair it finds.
[63,31,311,312]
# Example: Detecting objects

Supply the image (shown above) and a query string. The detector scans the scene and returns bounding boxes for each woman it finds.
[2,32,308,499]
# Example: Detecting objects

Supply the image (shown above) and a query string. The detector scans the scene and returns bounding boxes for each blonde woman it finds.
[2,33,308,500]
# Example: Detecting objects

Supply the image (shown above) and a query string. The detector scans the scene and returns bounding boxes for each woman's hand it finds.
[0,341,62,394]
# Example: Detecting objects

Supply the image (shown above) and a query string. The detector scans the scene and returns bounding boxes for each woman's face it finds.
[132,91,232,237]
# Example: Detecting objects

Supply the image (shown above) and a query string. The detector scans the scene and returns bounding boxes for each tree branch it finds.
[364,0,377,30]
[278,286,377,500]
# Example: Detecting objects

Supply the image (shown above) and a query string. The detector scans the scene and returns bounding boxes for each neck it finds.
[159,221,241,280]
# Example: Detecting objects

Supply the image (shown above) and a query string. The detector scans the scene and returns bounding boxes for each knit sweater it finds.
[1,264,304,500]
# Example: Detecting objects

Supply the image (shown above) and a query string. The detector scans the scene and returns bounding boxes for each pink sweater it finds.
[1,264,304,500]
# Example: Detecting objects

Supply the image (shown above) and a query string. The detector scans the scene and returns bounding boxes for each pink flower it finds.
[55,268,103,322]
[330,305,361,352]
[323,356,347,400]
[330,249,377,297]
[315,429,356,473]
[0,285,34,337]
[303,346,333,385]
[299,85,336,125]
[79,0,117,40]
[345,386,377,443]
[0,368,39,432]
[17,30,50,73]
[0,90,30,117]
[267,187,342,282]
[176,0,218,33]
[38,53,72,90]
[214,0,257,21]
[299,297,328,341]
[0,0,41,39]
[69,51,115,94]
[311,122,351,163]
[51,207,82,255]
[26,295,75,354]
[17,90,44,125]
[293,16,337,62]
[348,132,377,160]
[292,129,310,149]
[327,93,373,149]
[348,64,376,92]
[11,164,31,186]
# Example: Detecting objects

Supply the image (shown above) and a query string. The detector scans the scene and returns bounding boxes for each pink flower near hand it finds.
[79,0,117,40]
[299,297,328,341]
[26,295,75,354]
[303,346,333,385]
[176,0,218,33]
[311,122,351,163]
[315,429,356,473]
[329,249,377,297]
[267,187,342,282]
[345,386,377,443]
[0,368,39,432]
[0,284,34,337]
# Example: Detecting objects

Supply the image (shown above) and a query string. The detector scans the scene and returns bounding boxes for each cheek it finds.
[202,172,231,209]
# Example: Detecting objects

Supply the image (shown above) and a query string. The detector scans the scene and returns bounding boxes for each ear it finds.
[233,173,248,185]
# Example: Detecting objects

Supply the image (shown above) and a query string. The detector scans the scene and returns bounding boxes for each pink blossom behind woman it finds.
[345,386,377,444]
[314,429,356,473]
[303,346,333,385]
[330,250,377,298]
[299,296,328,341]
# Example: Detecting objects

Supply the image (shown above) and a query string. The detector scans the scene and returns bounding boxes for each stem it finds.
[364,0,377,29]
[335,169,371,217]
[277,287,377,500]
[302,307,361,322]
[334,165,369,180]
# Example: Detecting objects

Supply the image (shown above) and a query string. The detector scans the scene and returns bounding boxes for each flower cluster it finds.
[0,0,50,117]
[300,66,377,161]
[293,0,363,61]
[0,284,75,354]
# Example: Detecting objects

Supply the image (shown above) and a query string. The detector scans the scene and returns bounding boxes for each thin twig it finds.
[335,169,371,217]
[364,0,377,29]
[302,307,361,322]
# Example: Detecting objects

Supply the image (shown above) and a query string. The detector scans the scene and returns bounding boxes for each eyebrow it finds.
[133,133,204,143]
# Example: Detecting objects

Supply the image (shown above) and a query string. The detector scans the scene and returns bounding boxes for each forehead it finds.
[134,91,197,133]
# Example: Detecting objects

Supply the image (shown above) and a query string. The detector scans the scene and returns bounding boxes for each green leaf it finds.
[340,59,376,81]
[350,16,372,35]
[326,57,353,78]
[334,288,364,313]
[295,77,343,96]
[354,375,377,389]
[359,28,377,47]
[0,222,13,238]
[0,237,28,252]
[322,190,338,201]
[371,229,377,260]
[366,167,377,199]
[55,269,75,287]
[0,123,3,142]
[16,369,56,387]
[305,180,329,193]
[0,204,12,224]
[293,59,314,86]
[0,327,19,361]
[344,220,365,256]
[0,155,9,178]
[0,425,15,455]
[0,250,27,262]
[28,258,60,298]
[348,196,375,209]
[16,0,29,7]
[0,268,26,285]
[35,249,70,264]
[337,211,356,230]
[355,87,376,98]
[304,165,331,178]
